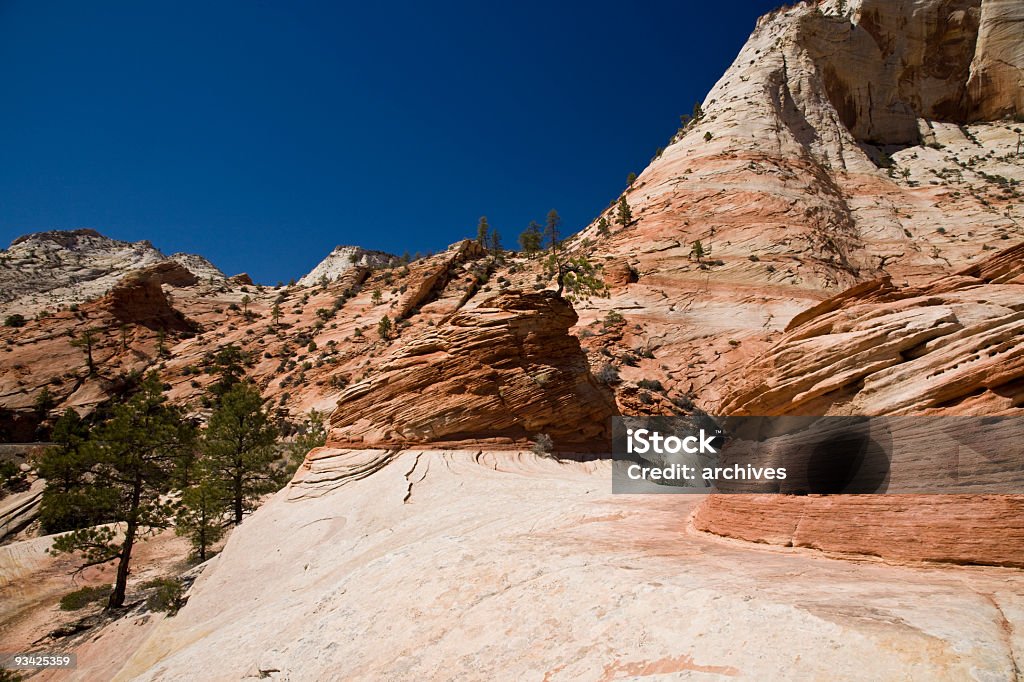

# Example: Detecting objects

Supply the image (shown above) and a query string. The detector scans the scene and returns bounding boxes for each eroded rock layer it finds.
[329,291,616,451]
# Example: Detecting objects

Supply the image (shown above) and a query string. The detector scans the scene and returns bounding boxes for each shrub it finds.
[143,578,185,615]
[637,379,665,393]
[596,364,620,385]
[603,310,625,327]
[4,314,26,328]
[59,584,110,611]
[531,433,554,457]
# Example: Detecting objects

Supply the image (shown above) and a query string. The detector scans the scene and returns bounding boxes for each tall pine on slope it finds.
[202,381,279,525]
[48,373,197,609]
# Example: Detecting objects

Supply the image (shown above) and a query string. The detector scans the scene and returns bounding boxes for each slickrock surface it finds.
[296,245,396,286]
[113,450,1024,681]
[330,291,615,450]
[0,229,223,317]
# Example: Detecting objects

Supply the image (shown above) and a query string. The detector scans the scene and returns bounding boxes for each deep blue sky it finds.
[0,0,780,283]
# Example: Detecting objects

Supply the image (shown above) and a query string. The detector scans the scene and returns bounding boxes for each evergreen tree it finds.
[518,221,543,255]
[175,475,226,562]
[202,381,279,526]
[209,344,247,398]
[616,196,632,228]
[371,288,383,305]
[377,315,392,340]
[627,172,637,186]
[546,254,609,303]
[545,210,561,254]
[37,409,99,533]
[70,328,99,374]
[49,373,197,608]
[476,216,490,246]
[597,217,611,237]
[271,303,282,326]
[689,239,709,264]
[489,228,502,256]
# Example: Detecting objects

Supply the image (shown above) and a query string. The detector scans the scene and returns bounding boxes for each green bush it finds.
[143,578,185,615]
[59,584,110,611]
[4,314,27,328]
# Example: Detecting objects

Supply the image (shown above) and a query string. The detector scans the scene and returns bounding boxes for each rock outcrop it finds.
[297,245,396,287]
[692,244,1024,566]
[329,291,616,451]
[0,229,224,318]
[715,242,1024,416]
[103,263,198,331]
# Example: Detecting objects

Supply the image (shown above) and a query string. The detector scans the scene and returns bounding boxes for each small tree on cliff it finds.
[489,228,502,256]
[544,209,561,254]
[689,239,709,264]
[70,328,100,374]
[377,315,392,340]
[597,217,611,237]
[518,221,543,255]
[476,216,490,247]
[202,381,279,526]
[546,254,609,303]
[616,196,632,229]
[49,373,197,609]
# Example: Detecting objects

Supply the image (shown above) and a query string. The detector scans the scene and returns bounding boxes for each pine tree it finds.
[202,381,279,526]
[175,475,226,562]
[617,196,632,228]
[49,373,197,608]
[518,221,543,255]
[545,209,561,254]
[371,288,383,305]
[689,239,709,263]
[271,303,282,326]
[597,217,611,237]
[37,409,97,533]
[627,172,637,186]
[210,344,247,398]
[489,229,502,256]
[546,254,609,303]
[377,315,392,340]
[70,328,99,374]
[476,216,490,246]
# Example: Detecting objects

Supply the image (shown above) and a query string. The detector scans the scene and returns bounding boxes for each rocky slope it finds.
[296,245,396,287]
[1,0,1023,678]
[0,229,225,318]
